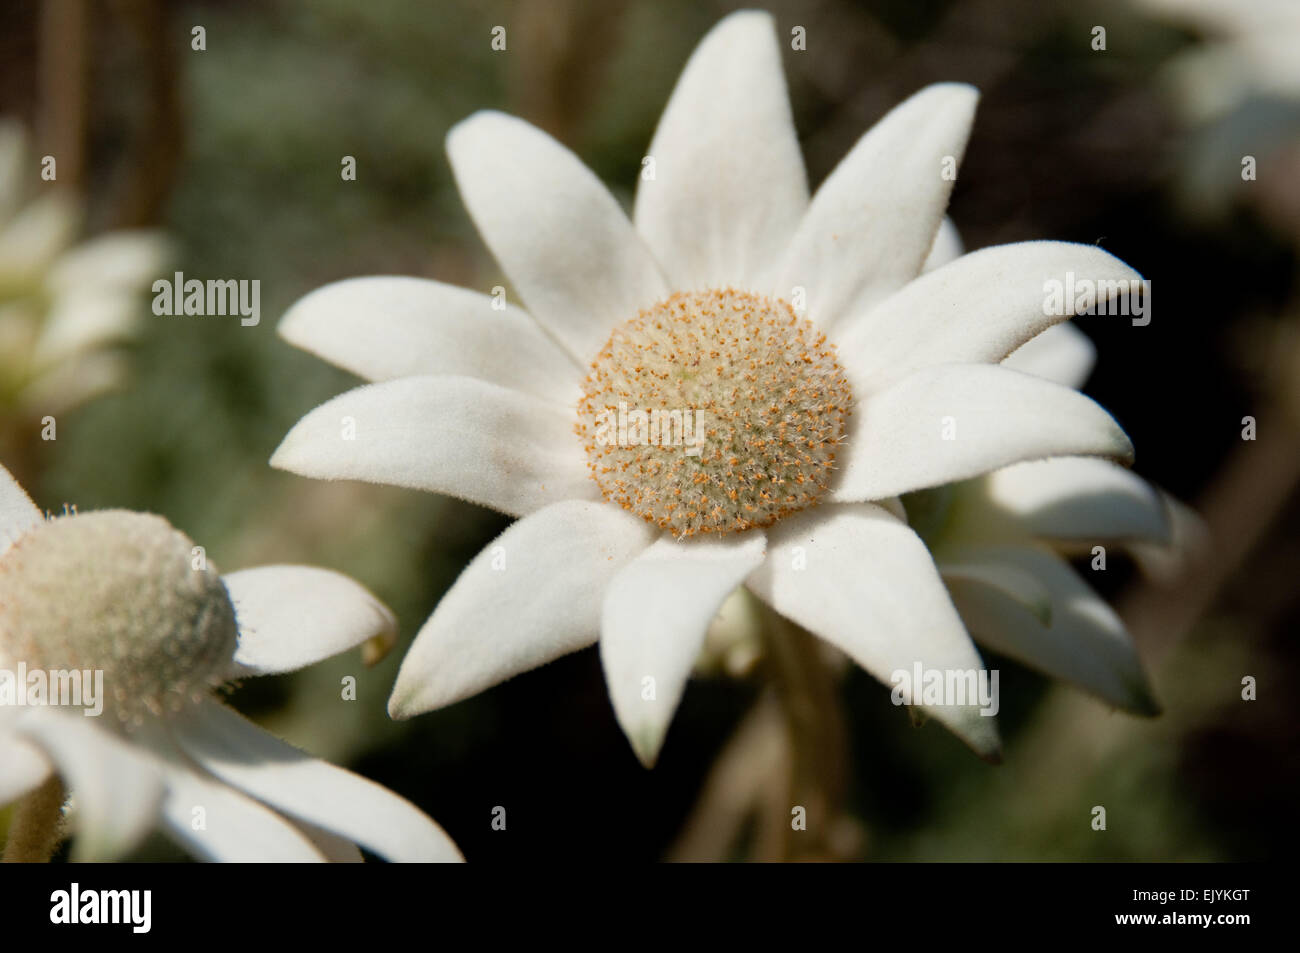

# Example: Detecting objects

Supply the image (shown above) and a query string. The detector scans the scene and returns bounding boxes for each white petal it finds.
[171,701,462,863]
[15,710,164,861]
[701,586,766,676]
[935,555,1052,625]
[278,276,578,402]
[0,462,41,556]
[633,10,807,289]
[224,565,397,677]
[1136,0,1300,37]
[774,84,978,329]
[921,217,963,273]
[389,500,657,717]
[32,290,141,366]
[982,458,1171,545]
[1130,489,1209,583]
[271,375,596,518]
[17,350,128,416]
[0,192,78,284]
[943,545,1159,713]
[45,229,169,293]
[747,503,1001,758]
[292,820,365,862]
[144,736,327,863]
[447,112,668,362]
[1002,321,1097,388]
[836,242,1138,394]
[601,533,768,767]
[0,727,52,806]
[832,364,1134,503]
[876,495,908,522]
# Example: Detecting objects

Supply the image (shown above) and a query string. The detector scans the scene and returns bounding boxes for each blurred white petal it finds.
[1130,489,1210,583]
[943,544,1160,714]
[172,702,462,862]
[979,457,1171,545]
[32,291,141,367]
[20,350,129,416]
[46,230,168,294]
[935,554,1053,625]
[1002,321,1097,389]
[145,739,327,863]
[0,724,52,805]
[16,710,164,861]
[0,192,79,286]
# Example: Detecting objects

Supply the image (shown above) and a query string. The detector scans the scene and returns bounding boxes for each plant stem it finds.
[2,776,66,863]
[761,609,850,861]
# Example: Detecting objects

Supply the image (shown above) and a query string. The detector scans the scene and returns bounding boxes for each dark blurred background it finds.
[1,0,1297,861]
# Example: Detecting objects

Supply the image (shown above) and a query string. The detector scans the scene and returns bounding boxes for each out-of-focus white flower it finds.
[274,11,1147,766]
[0,121,167,417]
[1135,0,1300,121]
[0,462,462,862]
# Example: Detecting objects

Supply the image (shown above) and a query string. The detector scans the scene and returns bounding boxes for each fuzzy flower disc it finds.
[576,289,853,538]
[0,510,237,728]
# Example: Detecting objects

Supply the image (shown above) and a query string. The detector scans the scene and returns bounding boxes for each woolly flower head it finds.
[0,464,461,862]
[274,10,1148,767]
[0,120,167,421]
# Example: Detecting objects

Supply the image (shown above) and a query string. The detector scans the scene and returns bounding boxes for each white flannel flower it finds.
[273,11,1145,765]
[0,464,462,862]
[0,121,166,418]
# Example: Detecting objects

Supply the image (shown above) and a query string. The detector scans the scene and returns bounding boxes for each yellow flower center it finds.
[0,510,237,729]
[576,289,853,538]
